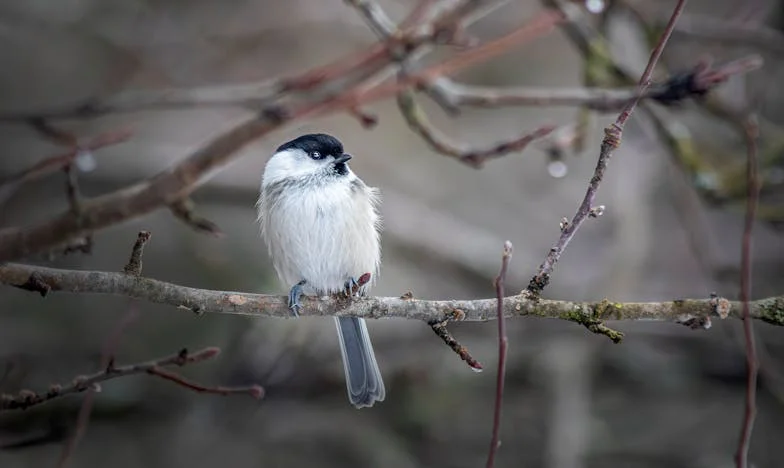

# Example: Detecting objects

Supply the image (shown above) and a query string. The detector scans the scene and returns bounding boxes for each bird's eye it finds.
[310,151,323,160]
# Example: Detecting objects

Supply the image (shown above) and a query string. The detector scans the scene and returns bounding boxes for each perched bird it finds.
[256,133,385,408]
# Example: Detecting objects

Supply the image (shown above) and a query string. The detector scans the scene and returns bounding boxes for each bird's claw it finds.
[288,280,307,317]
[343,276,359,298]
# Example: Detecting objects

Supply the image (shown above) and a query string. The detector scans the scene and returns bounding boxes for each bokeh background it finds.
[1,0,784,467]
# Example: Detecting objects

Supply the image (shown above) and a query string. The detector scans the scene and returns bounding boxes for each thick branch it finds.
[1,263,782,326]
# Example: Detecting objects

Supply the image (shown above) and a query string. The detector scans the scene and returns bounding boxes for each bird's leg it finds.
[343,276,359,298]
[288,279,307,317]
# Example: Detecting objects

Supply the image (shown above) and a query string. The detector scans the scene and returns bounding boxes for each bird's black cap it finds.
[276,133,344,156]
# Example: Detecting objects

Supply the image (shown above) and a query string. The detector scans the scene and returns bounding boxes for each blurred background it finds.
[1,0,784,467]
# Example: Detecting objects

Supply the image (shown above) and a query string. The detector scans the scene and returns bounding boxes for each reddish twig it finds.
[147,367,258,396]
[486,241,513,468]
[526,0,688,297]
[0,347,263,412]
[310,9,566,117]
[734,116,760,468]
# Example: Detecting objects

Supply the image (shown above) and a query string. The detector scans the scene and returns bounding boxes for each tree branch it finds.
[0,347,263,412]
[1,263,782,326]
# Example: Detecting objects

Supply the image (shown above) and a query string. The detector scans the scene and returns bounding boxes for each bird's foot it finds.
[288,279,307,317]
[343,276,359,298]
[343,273,372,298]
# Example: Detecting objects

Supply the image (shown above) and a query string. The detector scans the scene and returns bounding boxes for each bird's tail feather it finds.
[334,316,385,408]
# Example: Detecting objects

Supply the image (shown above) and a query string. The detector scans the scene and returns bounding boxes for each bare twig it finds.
[735,116,760,468]
[429,316,484,371]
[169,199,225,238]
[3,262,781,325]
[486,241,513,468]
[0,347,263,412]
[527,0,688,297]
[123,231,151,276]
[397,90,555,168]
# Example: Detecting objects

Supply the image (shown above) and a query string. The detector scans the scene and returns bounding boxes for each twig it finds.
[0,347,263,411]
[169,199,225,238]
[526,0,688,297]
[421,56,760,111]
[486,241,513,468]
[396,90,555,168]
[123,231,151,276]
[429,316,483,371]
[735,116,760,468]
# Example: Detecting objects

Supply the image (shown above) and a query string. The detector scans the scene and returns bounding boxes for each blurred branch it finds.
[0,2,560,262]
[397,90,555,167]
[0,128,132,190]
[1,263,782,327]
[622,1,784,55]
[0,347,264,412]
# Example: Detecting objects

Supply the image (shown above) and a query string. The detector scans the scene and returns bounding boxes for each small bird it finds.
[256,133,385,408]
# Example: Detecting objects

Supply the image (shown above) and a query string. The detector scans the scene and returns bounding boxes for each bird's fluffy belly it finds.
[264,186,379,295]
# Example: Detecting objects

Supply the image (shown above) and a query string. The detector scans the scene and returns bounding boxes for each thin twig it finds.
[486,241,513,468]
[169,199,225,238]
[442,56,761,110]
[1,262,782,326]
[0,347,263,411]
[429,317,483,371]
[123,231,152,276]
[526,0,689,297]
[735,116,760,468]
[397,90,555,168]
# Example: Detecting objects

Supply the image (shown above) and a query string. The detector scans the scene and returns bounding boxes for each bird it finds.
[256,133,385,408]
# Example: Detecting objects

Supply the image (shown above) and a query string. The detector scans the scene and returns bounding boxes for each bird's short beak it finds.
[333,153,352,164]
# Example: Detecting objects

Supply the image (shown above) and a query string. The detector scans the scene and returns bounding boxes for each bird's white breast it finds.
[258,176,381,296]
